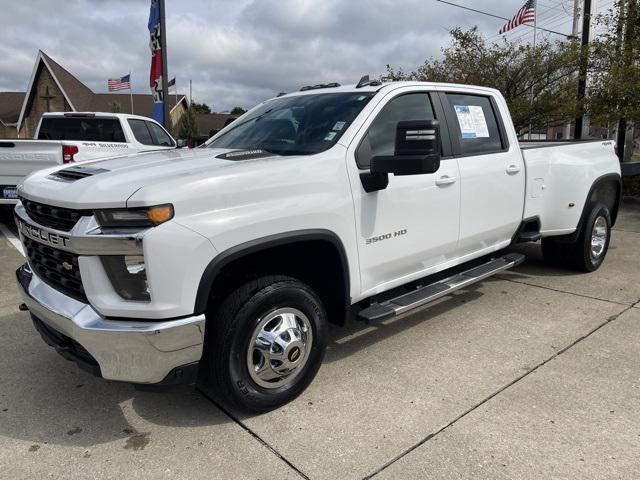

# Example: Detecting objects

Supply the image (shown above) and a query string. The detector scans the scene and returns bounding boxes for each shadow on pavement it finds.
[325,285,483,364]
[0,308,230,449]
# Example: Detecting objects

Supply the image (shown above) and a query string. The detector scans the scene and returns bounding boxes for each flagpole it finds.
[528,1,537,140]
[129,71,134,115]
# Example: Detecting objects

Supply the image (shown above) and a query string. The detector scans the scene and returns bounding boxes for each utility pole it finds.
[528,5,538,140]
[574,0,592,139]
[129,70,134,115]
[564,0,581,138]
[159,0,169,127]
[615,0,637,163]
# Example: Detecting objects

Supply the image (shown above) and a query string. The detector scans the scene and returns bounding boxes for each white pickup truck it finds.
[14,81,621,411]
[0,112,177,204]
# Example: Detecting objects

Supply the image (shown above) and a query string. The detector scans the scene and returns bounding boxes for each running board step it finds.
[516,231,542,243]
[357,253,525,324]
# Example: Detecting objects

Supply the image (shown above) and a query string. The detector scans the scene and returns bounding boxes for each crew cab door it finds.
[346,89,460,296]
[438,90,525,255]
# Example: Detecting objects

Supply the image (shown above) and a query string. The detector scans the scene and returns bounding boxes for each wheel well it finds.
[588,176,621,226]
[198,238,350,326]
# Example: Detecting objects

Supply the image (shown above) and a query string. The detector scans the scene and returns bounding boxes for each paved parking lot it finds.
[1,203,639,479]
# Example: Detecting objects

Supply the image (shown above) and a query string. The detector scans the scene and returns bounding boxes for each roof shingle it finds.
[0,92,25,124]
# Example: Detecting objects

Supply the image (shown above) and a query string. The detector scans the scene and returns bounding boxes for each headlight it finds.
[94,204,174,228]
[101,255,150,301]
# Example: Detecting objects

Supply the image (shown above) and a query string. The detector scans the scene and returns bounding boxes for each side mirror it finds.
[176,139,187,148]
[370,120,441,176]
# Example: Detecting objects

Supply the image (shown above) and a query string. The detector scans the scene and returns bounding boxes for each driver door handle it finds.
[435,175,457,186]
[506,164,521,174]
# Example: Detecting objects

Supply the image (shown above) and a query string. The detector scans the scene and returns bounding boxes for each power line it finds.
[436,0,578,38]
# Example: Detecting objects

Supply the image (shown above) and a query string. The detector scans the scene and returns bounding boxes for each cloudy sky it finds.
[0,0,581,112]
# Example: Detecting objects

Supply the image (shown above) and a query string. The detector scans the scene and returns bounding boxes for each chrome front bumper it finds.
[17,264,206,384]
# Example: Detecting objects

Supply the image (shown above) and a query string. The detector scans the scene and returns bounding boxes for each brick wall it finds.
[0,123,18,138]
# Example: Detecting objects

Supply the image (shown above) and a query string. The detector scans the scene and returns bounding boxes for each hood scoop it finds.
[216,149,276,161]
[49,165,110,182]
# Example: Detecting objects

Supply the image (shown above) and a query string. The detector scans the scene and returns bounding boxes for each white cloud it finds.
[0,0,576,111]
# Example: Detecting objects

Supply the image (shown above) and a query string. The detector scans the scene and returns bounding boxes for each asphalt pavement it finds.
[0,203,639,479]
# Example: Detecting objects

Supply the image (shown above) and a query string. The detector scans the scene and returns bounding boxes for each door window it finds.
[356,93,435,168]
[147,121,175,147]
[128,119,154,145]
[445,93,504,155]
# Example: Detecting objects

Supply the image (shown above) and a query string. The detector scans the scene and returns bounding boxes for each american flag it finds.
[107,74,131,92]
[499,0,536,34]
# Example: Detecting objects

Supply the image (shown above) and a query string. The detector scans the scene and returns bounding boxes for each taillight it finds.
[62,144,79,164]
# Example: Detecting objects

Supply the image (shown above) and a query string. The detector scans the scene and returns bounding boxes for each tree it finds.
[385,27,581,133]
[230,106,247,115]
[178,107,198,139]
[111,102,121,113]
[191,102,211,114]
[587,0,640,125]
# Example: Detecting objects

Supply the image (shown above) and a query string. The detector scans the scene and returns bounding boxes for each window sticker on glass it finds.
[332,121,346,131]
[324,131,337,141]
[454,105,490,138]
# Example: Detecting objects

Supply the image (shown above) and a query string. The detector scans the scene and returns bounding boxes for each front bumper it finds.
[17,264,205,384]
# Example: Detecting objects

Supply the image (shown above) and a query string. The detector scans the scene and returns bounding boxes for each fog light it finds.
[101,255,150,301]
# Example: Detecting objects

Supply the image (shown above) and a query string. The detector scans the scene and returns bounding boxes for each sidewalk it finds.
[0,204,638,479]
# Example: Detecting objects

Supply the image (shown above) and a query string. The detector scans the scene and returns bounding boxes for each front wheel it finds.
[200,275,328,412]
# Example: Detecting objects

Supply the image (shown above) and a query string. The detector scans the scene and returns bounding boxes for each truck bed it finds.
[519,138,608,150]
[520,138,620,235]
[0,140,62,203]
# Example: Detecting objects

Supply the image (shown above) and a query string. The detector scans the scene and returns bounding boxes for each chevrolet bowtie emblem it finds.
[61,261,73,271]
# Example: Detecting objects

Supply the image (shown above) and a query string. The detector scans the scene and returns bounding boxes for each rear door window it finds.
[444,93,504,155]
[146,121,175,147]
[128,119,154,145]
[38,117,125,142]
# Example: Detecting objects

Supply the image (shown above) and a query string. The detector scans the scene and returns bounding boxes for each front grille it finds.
[21,198,87,231]
[23,237,87,302]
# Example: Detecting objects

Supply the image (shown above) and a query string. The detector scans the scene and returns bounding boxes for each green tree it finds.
[178,107,199,139]
[111,102,121,113]
[385,27,581,133]
[191,102,211,114]
[587,0,640,125]
[230,106,247,115]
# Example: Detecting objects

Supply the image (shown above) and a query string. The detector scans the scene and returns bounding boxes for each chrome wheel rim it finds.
[590,215,608,260]
[247,308,313,389]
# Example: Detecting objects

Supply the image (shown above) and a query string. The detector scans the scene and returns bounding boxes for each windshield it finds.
[206,92,375,155]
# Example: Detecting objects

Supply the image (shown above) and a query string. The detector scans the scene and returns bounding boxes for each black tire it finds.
[567,203,611,272]
[541,237,567,267]
[542,203,611,272]
[200,275,328,412]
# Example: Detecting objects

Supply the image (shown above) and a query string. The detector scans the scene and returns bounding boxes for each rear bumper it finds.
[16,264,205,384]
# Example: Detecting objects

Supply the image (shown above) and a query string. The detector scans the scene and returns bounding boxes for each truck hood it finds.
[19,148,278,209]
